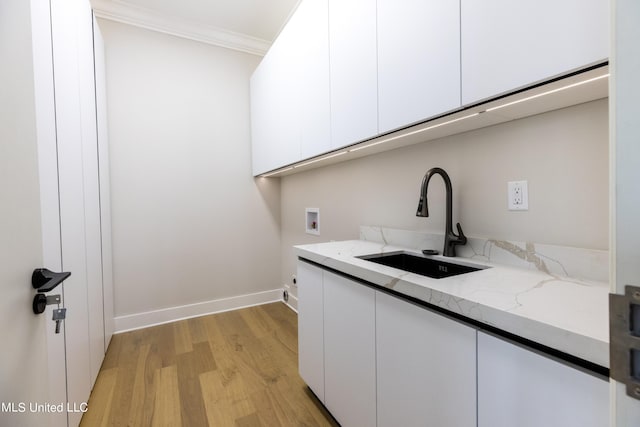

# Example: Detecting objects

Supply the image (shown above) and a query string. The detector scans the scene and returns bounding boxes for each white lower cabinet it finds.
[297,261,325,402]
[477,331,609,427]
[323,271,377,427]
[376,291,477,427]
[297,260,608,427]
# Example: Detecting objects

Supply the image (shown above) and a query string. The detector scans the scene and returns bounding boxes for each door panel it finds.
[30,0,68,425]
[0,1,61,426]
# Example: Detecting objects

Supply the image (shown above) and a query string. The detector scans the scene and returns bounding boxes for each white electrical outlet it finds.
[508,180,529,211]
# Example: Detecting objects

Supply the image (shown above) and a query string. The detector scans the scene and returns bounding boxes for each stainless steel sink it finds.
[358,251,488,279]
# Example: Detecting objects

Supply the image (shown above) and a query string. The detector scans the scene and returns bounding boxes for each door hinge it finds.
[610,285,640,400]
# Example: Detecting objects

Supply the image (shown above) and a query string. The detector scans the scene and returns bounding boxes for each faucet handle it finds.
[455,222,467,245]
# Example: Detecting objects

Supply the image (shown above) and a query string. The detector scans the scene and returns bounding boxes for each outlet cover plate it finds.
[508,180,529,211]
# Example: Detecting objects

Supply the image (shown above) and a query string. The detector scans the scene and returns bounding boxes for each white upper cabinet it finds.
[251,0,609,175]
[329,0,378,148]
[298,0,332,159]
[377,0,461,134]
[461,0,609,105]
[250,0,330,175]
[250,19,301,175]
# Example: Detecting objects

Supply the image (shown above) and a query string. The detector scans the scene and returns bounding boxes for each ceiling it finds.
[91,0,301,55]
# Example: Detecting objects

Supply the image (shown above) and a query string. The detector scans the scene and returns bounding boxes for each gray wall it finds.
[99,20,281,317]
[281,99,609,294]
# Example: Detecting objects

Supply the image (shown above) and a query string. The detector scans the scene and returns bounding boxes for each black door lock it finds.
[32,268,71,315]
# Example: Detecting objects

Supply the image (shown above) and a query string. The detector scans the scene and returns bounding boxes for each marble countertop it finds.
[294,239,609,368]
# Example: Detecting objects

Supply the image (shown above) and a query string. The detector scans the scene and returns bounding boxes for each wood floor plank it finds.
[125,343,151,426]
[174,320,194,355]
[99,333,123,371]
[82,303,336,426]
[106,326,146,426]
[177,342,216,427]
[200,367,256,426]
[249,386,300,426]
[235,412,264,427]
[187,315,209,344]
[215,310,285,387]
[79,368,117,427]
[256,303,299,355]
[125,343,163,427]
[152,365,182,427]
[149,323,178,367]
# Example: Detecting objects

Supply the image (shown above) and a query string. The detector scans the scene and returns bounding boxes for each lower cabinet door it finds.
[477,331,609,427]
[376,291,477,427]
[323,271,376,427]
[297,261,325,402]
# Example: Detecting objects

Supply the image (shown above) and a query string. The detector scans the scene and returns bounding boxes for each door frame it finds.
[610,0,640,424]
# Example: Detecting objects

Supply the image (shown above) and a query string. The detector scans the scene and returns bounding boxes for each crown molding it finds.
[91,0,271,56]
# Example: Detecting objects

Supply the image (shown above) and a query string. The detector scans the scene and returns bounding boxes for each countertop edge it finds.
[294,241,609,370]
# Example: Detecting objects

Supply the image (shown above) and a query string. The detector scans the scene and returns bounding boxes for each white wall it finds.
[0,0,51,425]
[281,99,609,291]
[98,20,281,321]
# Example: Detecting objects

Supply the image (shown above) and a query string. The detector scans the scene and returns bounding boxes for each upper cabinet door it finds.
[377,0,461,134]
[298,0,332,159]
[329,0,378,148]
[461,0,609,105]
[250,0,329,175]
[250,8,303,175]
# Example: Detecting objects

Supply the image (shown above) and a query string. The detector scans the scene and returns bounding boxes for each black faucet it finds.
[416,167,467,257]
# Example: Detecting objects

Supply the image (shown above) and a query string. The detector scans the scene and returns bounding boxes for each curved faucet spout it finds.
[416,167,466,257]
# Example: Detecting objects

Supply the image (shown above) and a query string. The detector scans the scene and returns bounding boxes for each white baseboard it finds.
[114,289,283,333]
[285,292,298,313]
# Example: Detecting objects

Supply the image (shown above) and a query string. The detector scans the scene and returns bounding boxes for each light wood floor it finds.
[80,303,338,426]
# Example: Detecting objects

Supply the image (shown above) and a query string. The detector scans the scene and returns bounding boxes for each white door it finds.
[610,0,640,424]
[1,1,111,426]
[1,1,66,427]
